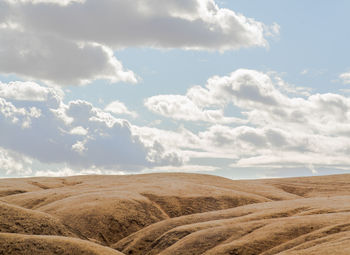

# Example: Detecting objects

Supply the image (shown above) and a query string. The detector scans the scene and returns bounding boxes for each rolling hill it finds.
[1,173,350,254]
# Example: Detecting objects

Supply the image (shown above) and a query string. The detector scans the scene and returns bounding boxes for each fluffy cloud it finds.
[145,94,245,124]
[145,69,286,123]
[105,100,138,118]
[0,81,60,101]
[10,0,271,50]
[0,27,137,85]
[0,82,183,173]
[0,0,276,85]
[0,147,32,176]
[2,69,350,177]
[340,71,350,84]
[192,69,287,108]
[144,69,350,170]
[146,69,350,135]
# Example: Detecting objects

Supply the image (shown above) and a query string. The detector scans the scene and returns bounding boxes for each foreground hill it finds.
[1,173,350,254]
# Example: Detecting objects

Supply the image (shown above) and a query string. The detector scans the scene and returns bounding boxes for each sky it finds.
[1,0,350,179]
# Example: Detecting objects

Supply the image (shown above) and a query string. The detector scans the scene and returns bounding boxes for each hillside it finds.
[1,173,350,254]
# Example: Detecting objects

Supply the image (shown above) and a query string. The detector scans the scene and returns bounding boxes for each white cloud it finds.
[70,126,88,136]
[3,69,350,177]
[146,69,350,137]
[271,72,312,97]
[203,69,286,108]
[8,0,273,51]
[105,100,138,118]
[35,167,76,177]
[0,81,58,101]
[0,81,185,171]
[34,167,127,177]
[145,94,245,124]
[233,152,350,169]
[0,147,32,176]
[133,125,199,151]
[0,0,276,85]
[145,69,287,123]
[144,69,350,171]
[0,27,137,86]
[263,22,280,37]
[0,97,42,128]
[71,140,87,154]
[340,71,350,84]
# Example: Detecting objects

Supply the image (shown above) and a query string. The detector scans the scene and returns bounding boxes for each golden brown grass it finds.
[1,173,350,254]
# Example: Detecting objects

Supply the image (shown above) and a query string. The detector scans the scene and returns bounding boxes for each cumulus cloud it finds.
[0,0,276,85]
[146,69,350,135]
[2,69,350,176]
[0,81,60,101]
[9,0,272,50]
[144,69,350,170]
[105,100,138,118]
[145,69,286,123]
[145,94,245,124]
[340,71,350,84]
[0,147,32,176]
[203,69,286,107]
[0,27,137,85]
[0,81,184,172]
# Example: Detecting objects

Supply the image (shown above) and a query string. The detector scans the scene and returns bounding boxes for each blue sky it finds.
[66,0,350,112]
[0,0,350,179]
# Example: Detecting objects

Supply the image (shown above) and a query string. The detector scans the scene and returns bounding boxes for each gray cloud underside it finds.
[0,27,137,85]
[9,0,268,50]
[0,0,273,85]
[0,84,183,171]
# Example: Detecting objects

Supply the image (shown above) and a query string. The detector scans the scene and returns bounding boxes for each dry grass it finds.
[0,233,124,255]
[1,173,350,254]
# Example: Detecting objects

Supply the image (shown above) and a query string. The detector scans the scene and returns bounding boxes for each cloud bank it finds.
[1,69,350,177]
[144,69,350,171]
[0,81,183,174]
